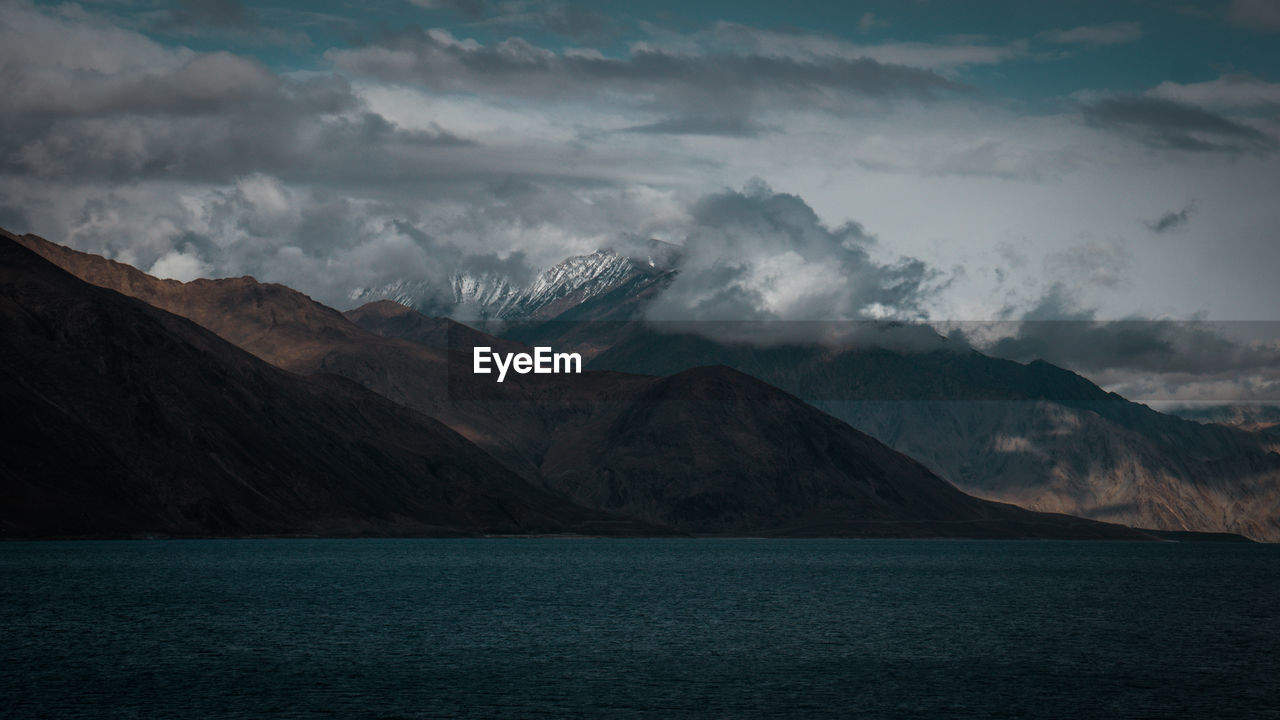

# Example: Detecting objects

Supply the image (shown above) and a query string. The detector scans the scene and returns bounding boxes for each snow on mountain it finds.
[350,241,679,321]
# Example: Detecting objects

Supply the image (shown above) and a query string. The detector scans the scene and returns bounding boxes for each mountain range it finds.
[560,325,1280,541]
[3,229,1156,540]
[340,243,1280,541]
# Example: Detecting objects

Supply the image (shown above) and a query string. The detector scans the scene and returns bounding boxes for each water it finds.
[2,539,1278,719]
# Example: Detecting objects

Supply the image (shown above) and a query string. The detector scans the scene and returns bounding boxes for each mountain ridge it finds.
[6,229,1158,540]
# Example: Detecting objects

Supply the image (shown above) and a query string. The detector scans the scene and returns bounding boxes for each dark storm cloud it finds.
[1082,95,1274,153]
[0,3,702,187]
[1,98,472,184]
[11,52,292,117]
[327,27,966,132]
[1147,203,1195,233]
[0,13,485,186]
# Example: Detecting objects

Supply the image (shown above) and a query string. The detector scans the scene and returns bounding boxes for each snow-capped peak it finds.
[351,241,678,321]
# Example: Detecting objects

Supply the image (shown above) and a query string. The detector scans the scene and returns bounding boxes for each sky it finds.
[2,0,1280,403]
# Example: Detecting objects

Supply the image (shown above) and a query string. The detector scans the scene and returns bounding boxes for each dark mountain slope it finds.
[536,365,1147,537]
[8,229,372,370]
[0,236,649,538]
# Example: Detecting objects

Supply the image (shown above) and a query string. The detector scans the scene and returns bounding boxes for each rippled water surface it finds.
[2,539,1278,719]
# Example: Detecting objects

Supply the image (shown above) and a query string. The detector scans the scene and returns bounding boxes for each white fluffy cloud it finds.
[645,181,938,327]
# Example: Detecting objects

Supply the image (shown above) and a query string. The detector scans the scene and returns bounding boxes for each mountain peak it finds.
[347,298,416,320]
[353,238,680,322]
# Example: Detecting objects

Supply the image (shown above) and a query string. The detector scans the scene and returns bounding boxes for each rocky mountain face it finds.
[0,234,651,538]
[351,242,678,322]
[8,231,1154,539]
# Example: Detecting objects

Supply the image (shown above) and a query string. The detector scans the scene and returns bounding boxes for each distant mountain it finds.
[517,322,1280,541]
[351,242,678,322]
[0,233,650,538]
[11,231,1153,539]
[530,364,1150,538]
[1169,405,1280,434]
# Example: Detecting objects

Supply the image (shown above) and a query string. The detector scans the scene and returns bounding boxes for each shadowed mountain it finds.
[533,364,1150,537]
[8,230,1156,539]
[0,235,655,538]
[511,321,1280,541]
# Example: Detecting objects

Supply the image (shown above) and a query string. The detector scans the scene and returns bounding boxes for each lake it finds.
[2,539,1277,719]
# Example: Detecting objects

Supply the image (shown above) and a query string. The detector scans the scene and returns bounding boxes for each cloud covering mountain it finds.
[2,0,1279,402]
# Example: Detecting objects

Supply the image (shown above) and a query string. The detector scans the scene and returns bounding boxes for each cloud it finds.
[3,105,475,184]
[0,4,495,185]
[986,314,1280,375]
[11,51,285,117]
[1045,238,1132,290]
[697,21,1020,70]
[1081,95,1274,153]
[156,0,253,30]
[4,0,1279,369]
[411,0,487,21]
[1227,0,1280,31]
[149,244,214,281]
[148,0,307,46]
[480,3,617,44]
[858,12,889,33]
[623,115,773,137]
[1,1,187,77]
[1147,202,1195,233]
[1041,21,1143,46]
[971,283,1280,403]
[1149,74,1280,109]
[643,180,939,328]
[326,26,968,137]
[2,167,692,309]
